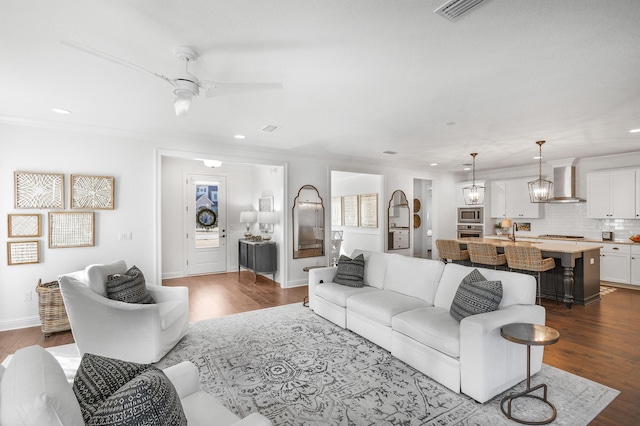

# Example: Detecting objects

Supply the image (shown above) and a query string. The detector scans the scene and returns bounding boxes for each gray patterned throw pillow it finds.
[73,353,186,426]
[106,265,155,304]
[334,254,366,287]
[450,269,503,322]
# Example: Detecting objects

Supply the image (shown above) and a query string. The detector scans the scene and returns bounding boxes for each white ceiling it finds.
[2,0,640,172]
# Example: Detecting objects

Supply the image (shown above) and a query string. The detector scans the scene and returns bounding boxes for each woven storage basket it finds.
[36,279,71,336]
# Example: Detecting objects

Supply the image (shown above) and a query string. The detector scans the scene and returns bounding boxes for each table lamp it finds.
[239,211,257,237]
[257,211,279,241]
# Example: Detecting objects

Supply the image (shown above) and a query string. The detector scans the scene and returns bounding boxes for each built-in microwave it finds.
[457,207,482,223]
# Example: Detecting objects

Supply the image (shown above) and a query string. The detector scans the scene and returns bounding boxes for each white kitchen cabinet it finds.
[600,243,631,283]
[503,178,542,219]
[490,181,506,218]
[456,180,485,207]
[630,245,640,285]
[587,169,636,219]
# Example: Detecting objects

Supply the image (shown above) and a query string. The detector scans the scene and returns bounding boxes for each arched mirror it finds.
[293,185,325,258]
[388,190,410,250]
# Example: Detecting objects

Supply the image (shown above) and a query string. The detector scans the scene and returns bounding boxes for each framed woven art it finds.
[71,174,115,209]
[359,193,378,228]
[7,240,40,265]
[8,214,41,238]
[49,212,95,248]
[343,195,359,227]
[14,171,64,209]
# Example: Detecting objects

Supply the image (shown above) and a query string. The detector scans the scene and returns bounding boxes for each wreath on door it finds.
[196,208,217,228]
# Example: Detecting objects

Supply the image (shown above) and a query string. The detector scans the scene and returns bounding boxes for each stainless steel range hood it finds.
[548,159,586,203]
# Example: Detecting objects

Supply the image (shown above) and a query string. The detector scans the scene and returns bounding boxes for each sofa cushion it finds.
[382,255,445,303]
[347,290,431,327]
[86,260,128,297]
[334,254,365,287]
[0,345,84,426]
[86,368,187,426]
[351,249,389,289]
[106,265,155,304]
[392,307,461,358]
[315,282,378,307]
[434,263,536,309]
[450,271,503,322]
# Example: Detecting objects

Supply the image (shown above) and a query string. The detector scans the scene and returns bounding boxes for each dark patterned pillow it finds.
[87,369,187,426]
[450,269,503,321]
[334,254,365,287]
[106,265,155,304]
[73,353,186,426]
[73,353,154,423]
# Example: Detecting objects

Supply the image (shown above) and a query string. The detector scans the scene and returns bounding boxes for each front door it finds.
[185,173,227,275]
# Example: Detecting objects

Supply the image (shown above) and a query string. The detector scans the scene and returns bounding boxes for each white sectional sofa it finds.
[308,249,546,403]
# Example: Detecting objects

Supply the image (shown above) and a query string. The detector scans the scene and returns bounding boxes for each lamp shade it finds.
[173,96,191,116]
[239,211,257,223]
[500,218,512,228]
[257,211,279,224]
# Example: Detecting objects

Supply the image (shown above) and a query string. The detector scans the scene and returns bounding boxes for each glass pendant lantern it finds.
[528,140,553,203]
[462,153,485,205]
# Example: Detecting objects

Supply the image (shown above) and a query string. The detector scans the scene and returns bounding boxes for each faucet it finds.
[509,222,518,242]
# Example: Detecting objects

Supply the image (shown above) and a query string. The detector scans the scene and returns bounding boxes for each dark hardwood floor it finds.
[0,273,637,425]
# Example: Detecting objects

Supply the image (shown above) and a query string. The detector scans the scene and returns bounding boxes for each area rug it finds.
[150,303,619,425]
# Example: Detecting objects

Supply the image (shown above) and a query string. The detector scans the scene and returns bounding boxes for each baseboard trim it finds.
[0,315,41,332]
[162,271,184,280]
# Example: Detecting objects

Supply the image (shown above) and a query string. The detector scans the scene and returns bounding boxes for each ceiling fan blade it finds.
[201,81,283,98]
[61,40,175,87]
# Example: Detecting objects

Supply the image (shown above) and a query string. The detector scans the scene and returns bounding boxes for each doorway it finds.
[413,179,433,259]
[185,173,227,275]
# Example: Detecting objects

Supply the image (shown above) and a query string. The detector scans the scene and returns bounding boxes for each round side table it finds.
[500,323,560,425]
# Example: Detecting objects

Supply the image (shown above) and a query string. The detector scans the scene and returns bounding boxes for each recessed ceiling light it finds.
[383,150,397,155]
[52,108,71,114]
[430,163,438,166]
[533,156,542,159]
[463,167,471,171]
[630,129,640,133]
[234,134,246,139]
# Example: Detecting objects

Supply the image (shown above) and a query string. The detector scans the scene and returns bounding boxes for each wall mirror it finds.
[388,190,410,250]
[293,185,325,258]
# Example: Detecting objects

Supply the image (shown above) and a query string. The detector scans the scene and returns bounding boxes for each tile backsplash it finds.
[495,203,640,241]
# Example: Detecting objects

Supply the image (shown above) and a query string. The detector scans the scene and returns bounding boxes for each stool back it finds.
[436,239,469,261]
[504,245,555,272]
[468,242,506,266]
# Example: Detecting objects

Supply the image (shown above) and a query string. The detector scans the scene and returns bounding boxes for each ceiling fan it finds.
[61,40,283,116]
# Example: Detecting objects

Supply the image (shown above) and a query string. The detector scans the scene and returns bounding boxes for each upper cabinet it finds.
[586,169,636,219]
[490,181,506,218]
[490,178,542,219]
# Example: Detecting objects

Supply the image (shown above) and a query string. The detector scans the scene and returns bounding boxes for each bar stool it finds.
[435,239,470,265]
[504,245,555,305]
[467,242,507,269]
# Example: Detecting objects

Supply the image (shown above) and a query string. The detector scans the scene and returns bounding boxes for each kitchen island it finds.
[457,238,602,309]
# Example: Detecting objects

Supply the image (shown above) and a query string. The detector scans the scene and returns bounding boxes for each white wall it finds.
[1,125,157,330]
[1,122,458,330]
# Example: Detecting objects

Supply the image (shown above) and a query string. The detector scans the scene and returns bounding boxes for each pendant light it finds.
[462,153,485,205]
[528,140,553,203]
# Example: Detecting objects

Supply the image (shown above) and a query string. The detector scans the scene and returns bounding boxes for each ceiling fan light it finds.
[174,96,191,116]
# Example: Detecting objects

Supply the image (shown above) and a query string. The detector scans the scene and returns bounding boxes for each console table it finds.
[238,240,277,283]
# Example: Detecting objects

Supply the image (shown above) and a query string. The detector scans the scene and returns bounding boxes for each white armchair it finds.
[58,260,189,364]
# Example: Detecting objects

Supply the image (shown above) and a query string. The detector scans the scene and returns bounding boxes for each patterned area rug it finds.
[154,303,619,425]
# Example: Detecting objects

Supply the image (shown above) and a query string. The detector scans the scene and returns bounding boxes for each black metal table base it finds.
[500,382,557,425]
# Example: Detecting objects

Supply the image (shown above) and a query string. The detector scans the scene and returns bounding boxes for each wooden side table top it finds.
[501,323,560,346]
[303,265,326,272]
